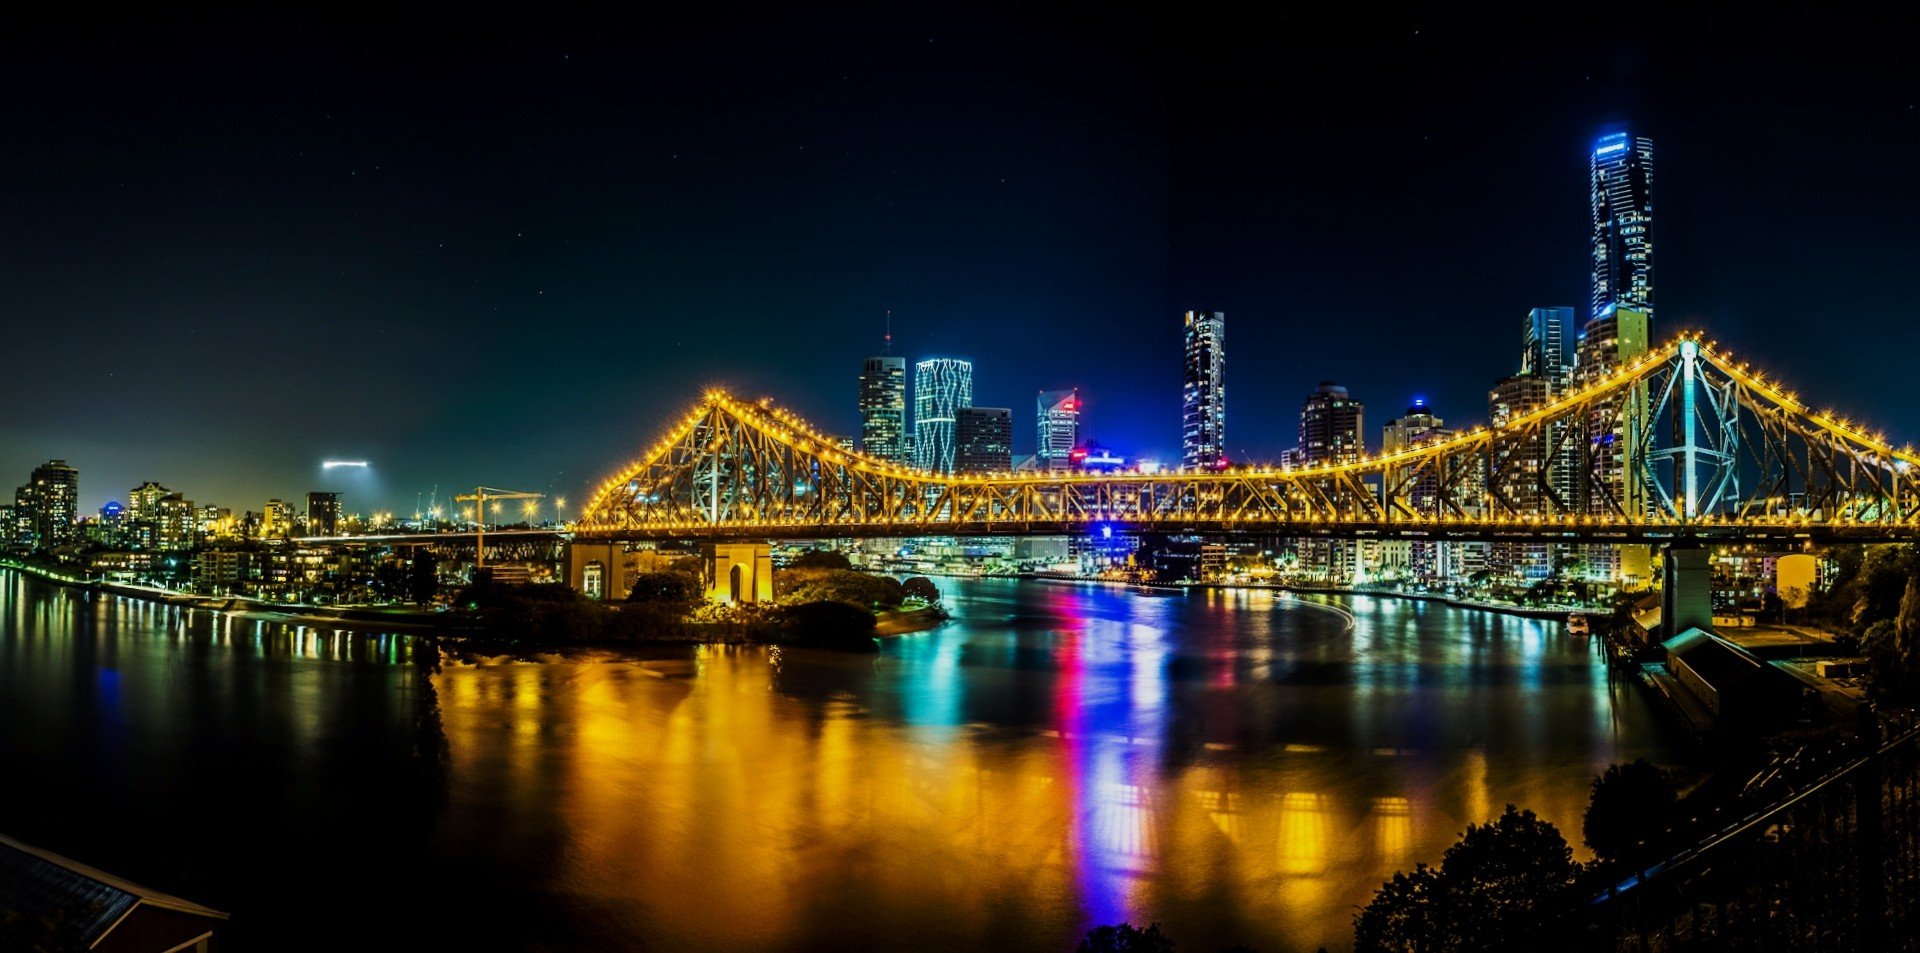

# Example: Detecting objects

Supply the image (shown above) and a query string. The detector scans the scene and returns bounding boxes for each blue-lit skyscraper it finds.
[1181,310,1226,470]
[1590,131,1654,320]
[1522,306,1575,395]
[914,358,973,473]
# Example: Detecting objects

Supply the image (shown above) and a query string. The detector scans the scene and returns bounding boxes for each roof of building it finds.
[1663,627,1767,691]
[0,833,227,946]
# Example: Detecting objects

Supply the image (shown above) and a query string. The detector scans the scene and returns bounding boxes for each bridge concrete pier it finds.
[1661,540,1714,637]
[705,542,773,604]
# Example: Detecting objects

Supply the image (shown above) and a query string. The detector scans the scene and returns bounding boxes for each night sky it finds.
[5,14,1918,515]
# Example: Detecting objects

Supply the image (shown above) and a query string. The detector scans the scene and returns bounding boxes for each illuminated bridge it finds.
[575,334,1920,546]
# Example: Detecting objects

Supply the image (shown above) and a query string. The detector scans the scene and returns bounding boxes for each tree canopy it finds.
[1583,759,1679,864]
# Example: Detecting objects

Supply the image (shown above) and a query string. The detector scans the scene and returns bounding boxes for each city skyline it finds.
[5,17,1919,512]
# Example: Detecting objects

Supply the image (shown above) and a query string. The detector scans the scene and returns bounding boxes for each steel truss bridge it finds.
[576,334,1920,544]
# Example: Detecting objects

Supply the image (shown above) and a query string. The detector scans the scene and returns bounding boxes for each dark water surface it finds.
[0,572,1677,951]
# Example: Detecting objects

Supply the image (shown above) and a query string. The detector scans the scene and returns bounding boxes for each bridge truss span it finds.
[577,334,1920,543]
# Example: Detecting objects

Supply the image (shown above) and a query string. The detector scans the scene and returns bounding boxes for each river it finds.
[0,571,1677,951]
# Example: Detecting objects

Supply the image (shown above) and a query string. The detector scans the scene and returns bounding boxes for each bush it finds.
[789,549,852,570]
[774,600,877,650]
[902,576,940,604]
[775,568,903,608]
[1583,760,1678,864]
[627,569,702,606]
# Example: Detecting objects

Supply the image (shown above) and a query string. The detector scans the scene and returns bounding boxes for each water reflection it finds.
[0,572,1677,952]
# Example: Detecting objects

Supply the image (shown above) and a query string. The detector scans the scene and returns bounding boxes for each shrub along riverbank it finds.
[452,564,947,652]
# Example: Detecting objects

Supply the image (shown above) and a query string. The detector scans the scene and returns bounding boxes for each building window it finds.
[583,561,605,600]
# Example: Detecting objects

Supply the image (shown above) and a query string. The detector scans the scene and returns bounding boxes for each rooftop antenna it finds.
[883,309,893,355]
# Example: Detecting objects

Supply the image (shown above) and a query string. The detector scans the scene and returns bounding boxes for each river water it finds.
[0,571,1676,951]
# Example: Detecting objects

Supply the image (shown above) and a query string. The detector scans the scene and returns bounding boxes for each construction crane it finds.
[452,486,544,569]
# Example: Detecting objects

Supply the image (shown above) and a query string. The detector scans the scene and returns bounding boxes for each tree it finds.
[1354,864,1444,952]
[1582,759,1679,864]
[1437,806,1578,950]
[1896,575,1920,671]
[901,576,940,604]
[627,570,703,607]
[789,549,852,570]
[1355,805,1579,952]
[409,550,439,606]
[775,568,903,608]
[1076,923,1176,953]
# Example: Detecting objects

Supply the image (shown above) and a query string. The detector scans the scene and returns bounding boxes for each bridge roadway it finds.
[297,519,1919,547]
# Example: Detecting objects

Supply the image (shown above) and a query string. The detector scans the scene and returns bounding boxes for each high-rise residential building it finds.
[127,481,170,522]
[1181,310,1226,470]
[153,493,196,551]
[955,407,1014,474]
[261,499,295,539]
[914,358,973,473]
[858,355,910,464]
[1590,131,1654,320]
[1036,389,1079,471]
[1297,382,1365,466]
[1523,307,1576,395]
[14,460,79,552]
[306,491,342,537]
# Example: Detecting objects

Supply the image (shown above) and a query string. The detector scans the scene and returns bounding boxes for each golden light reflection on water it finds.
[416,580,1676,953]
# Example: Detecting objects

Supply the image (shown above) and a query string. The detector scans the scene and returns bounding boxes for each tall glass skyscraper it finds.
[1035,388,1078,470]
[1590,131,1654,320]
[858,356,909,464]
[1522,306,1575,395]
[1181,310,1226,470]
[914,358,973,473]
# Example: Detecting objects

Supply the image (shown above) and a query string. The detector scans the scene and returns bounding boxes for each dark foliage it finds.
[1354,805,1578,952]
[1076,922,1175,953]
[902,575,941,603]
[1583,759,1679,863]
[774,600,877,650]
[409,550,439,605]
[775,568,904,608]
[789,549,852,570]
[627,569,702,606]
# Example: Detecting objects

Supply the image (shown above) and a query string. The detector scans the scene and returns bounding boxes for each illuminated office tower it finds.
[1590,131,1655,320]
[261,499,295,540]
[859,355,910,464]
[1181,310,1226,470]
[1523,306,1576,395]
[1036,388,1079,471]
[914,358,973,473]
[955,407,1014,474]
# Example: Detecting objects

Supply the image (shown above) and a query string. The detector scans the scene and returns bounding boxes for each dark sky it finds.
[5,13,1918,515]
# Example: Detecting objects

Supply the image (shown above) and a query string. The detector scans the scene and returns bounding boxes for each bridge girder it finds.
[576,335,1920,543]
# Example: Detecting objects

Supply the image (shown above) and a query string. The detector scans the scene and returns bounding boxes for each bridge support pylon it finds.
[705,541,773,604]
[1661,540,1714,637]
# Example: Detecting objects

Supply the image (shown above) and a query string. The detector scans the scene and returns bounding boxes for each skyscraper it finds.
[1181,310,1226,470]
[1036,388,1079,471]
[1590,131,1654,320]
[1296,382,1365,466]
[13,460,78,551]
[955,407,1014,474]
[858,356,909,464]
[307,491,342,536]
[1523,307,1576,395]
[914,358,973,473]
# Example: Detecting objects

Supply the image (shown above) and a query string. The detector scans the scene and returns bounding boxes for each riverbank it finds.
[0,560,949,645]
